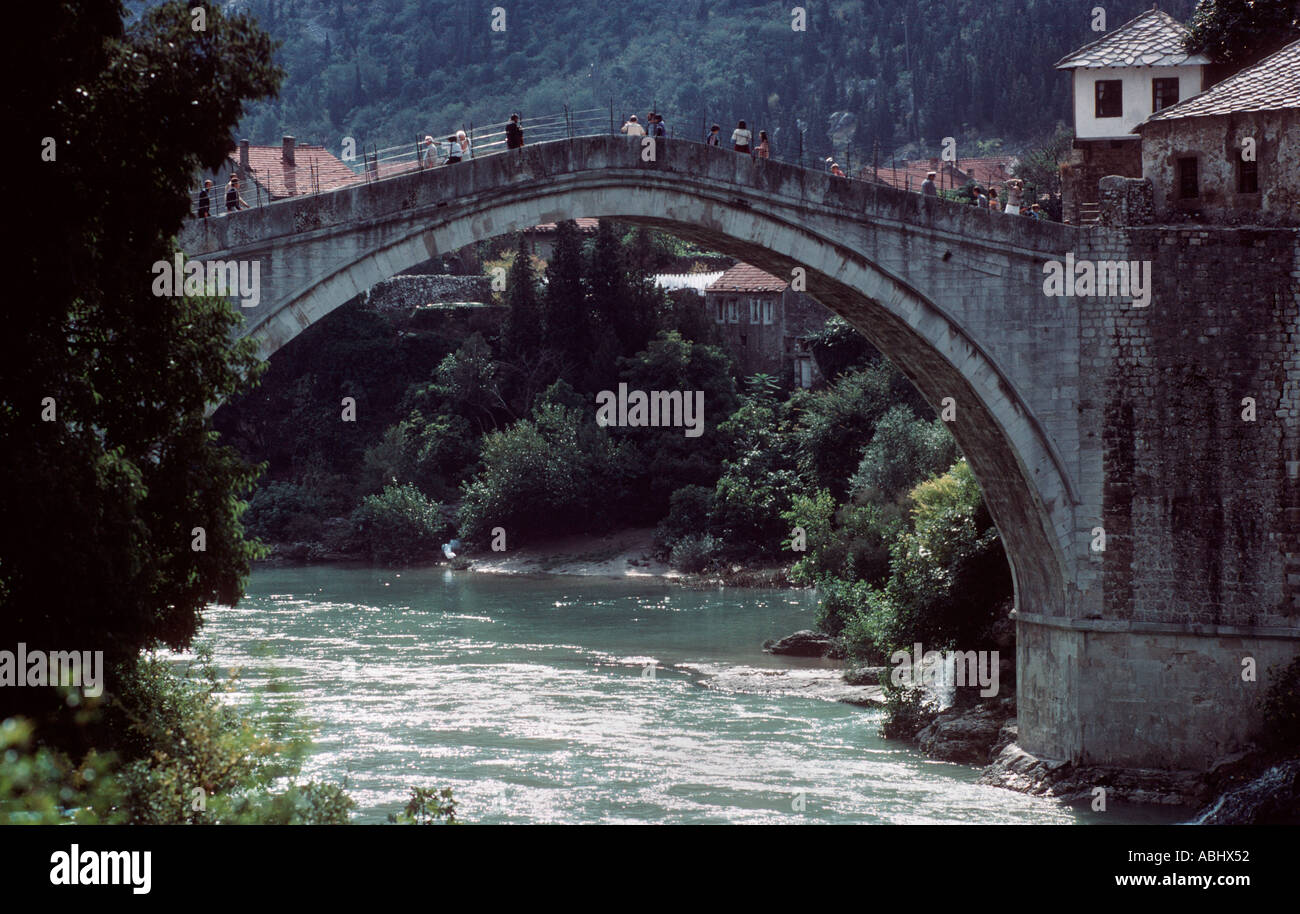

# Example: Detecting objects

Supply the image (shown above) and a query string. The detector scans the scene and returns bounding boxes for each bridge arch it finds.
[185,135,1084,730]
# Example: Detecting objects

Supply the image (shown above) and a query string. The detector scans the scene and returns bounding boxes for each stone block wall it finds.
[1098,176,1155,227]
[1077,227,1299,631]
[1140,109,1300,224]
[1062,138,1143,224]
[1018,224,1300,767]
[364,274,493,311]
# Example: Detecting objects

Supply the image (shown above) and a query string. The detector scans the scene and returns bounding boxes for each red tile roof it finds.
[864,155,1020,191]
[226,144,364,198]
[955,155,1020,186]
[706,262,789,293]
[865,162,960,192]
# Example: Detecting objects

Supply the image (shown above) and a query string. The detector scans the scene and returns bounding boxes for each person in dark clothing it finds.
[506,113,524,149]
[225,175,247,213]
[197,179,212,217]
[705,124,721,146]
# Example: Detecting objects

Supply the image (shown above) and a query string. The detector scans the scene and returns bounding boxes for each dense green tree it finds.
[457,396,639,544]
[850,406,958,502]
[794,361,928,499]
[541,220,589,383]
[5,1,282,732]
[501,236,544,358]
[613,331,740,518]
[1186,0,1300,69]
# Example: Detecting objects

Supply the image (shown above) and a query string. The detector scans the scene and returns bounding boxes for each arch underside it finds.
[231,177,1077,622]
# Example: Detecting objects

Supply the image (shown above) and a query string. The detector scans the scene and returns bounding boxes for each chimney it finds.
[282,135,295,166]
[239,139,249,176]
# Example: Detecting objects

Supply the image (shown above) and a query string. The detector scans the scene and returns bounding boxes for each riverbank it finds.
[258,526,800,587]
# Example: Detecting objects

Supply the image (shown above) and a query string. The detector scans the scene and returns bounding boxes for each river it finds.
[196,566,1184,824]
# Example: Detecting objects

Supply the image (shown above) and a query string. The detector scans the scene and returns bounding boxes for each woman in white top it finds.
[455,130,471,160]
[621,115,646,136]
[1003,178,1024,215]
[731,120,752,153]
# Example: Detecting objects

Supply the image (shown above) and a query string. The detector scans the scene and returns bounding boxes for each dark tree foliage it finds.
[540,220,590,384]
[4,1,282,730]
[225,0,1195,162]
[501,236,544,359]
[1186,0,1300,70]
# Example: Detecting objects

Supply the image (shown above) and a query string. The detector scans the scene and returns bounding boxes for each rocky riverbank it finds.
[257,526,800,587]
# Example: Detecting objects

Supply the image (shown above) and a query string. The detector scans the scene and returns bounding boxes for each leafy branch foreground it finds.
[0,649,453,825]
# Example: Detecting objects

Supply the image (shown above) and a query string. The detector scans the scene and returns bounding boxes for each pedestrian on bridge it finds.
[197,179,212,218]
[1004,178,1024,215]
[225,175,247,213]
[621,114,646,136]
[755,131,770,159]
[705,124,721,146]
[506,114,524,149]
[731,120,752,154]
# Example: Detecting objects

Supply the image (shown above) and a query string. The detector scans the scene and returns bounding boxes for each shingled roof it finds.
[1055,7,1211,69]
[1143,37,1300,122]
[706,262,789,293]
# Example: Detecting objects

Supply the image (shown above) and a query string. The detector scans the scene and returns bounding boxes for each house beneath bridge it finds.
[703,263,831,389]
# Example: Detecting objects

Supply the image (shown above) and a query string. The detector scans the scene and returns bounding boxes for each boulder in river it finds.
[763,630,839,657]
[1191,759,1300,824]
[915,698,1015,764]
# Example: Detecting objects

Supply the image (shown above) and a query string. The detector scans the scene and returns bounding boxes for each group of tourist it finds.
[196,112,1046,222]
[421,129,473,167]
[195,174,247,218]
[919,171,1044,219]
[623,113,771,159]
[425,112,528,166]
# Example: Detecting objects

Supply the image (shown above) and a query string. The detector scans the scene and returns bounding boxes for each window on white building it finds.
[1094,79,1122,118]
[714,299,725,323]
[749,298,760,323]
[727,299,739,323]
[762,299,774,324]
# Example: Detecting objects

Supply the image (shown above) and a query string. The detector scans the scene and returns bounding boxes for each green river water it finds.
[195,566,1187,825]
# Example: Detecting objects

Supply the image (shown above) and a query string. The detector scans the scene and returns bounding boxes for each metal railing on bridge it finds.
[189,102,1040,220]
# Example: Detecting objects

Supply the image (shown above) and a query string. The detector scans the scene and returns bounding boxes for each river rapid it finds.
[194,566,1182,824]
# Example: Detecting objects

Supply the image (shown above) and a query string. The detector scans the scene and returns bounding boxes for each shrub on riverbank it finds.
[0,650,355,825]
[351,483,451,564]
[457,397,640,545]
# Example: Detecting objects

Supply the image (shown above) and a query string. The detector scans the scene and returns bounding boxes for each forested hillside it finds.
[154,0,1195,161]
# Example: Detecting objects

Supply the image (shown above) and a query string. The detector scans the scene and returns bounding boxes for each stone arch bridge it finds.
[180,135,1300,774]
